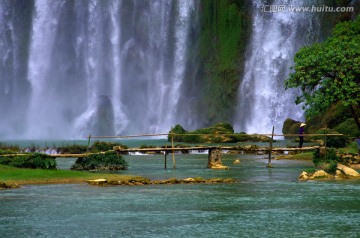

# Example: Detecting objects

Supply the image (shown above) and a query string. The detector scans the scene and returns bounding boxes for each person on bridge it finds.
[299,123,306,148]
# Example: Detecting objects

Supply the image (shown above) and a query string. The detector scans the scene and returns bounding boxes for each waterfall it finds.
[234,0,323,134]
[0,0,198,139]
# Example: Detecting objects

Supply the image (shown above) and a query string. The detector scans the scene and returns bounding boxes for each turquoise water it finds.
[1,152,360,237]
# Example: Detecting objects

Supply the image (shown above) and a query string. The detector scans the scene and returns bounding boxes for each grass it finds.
[0,164,144,186]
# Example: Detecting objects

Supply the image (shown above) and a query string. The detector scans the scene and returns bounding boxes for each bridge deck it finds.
[0,146,321,159]
[113,145,321,153]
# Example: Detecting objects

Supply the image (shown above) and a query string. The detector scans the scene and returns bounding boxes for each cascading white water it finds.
[0,0,199,139]
[234,0,323,134]
[27,0,66,138]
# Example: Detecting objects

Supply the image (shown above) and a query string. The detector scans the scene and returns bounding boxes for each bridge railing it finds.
[87,130,343,169]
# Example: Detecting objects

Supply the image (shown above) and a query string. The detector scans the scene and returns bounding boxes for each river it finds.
[1,149,360,237]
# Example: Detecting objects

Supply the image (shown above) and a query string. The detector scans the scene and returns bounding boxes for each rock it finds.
[310,170,333,179]
[233,159,241,164]
[350,164,360,170]
[86,178,107,185]
[0,182,20,189]
[209,164,229,170]
[182,178,195,183]
[298,171,309,181]
[222,178,235,183]
[208,178,224,183]
[335,169,347,179]
[194,177,206,183]
[337,164,360,177]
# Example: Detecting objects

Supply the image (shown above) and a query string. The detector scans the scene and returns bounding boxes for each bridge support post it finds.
[208,148,228,169]
[267,126,274,168]
[164,151,168,170]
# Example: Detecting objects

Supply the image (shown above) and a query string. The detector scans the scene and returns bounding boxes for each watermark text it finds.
[261,5,354,13]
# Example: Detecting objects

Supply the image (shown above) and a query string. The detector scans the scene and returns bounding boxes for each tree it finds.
[285,16,360,131]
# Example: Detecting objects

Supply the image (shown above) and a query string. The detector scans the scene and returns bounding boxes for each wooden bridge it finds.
[113,145,321,169]
[1,130,339,169]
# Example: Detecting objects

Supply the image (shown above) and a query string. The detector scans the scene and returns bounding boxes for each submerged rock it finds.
[233,159,241,164]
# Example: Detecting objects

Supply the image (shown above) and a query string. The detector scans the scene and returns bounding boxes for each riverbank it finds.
[0,164,236,189]
[0,164,144,188]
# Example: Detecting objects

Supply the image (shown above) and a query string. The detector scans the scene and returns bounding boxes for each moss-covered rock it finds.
[282,118,304,139]
[169,123,271,143]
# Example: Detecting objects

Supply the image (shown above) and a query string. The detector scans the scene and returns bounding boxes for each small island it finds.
[168,122,272,143]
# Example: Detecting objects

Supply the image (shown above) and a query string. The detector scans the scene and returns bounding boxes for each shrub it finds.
[313,148,340,174]
[0,153,56,169]
[334,118,360,138]
[168,124,187,142]
[90,141,128,152]
[71,151,128,171]
[59,144,88,154]
[0,143,20,152]
[326,136,348,148]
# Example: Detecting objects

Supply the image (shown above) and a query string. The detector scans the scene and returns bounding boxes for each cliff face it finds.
[199,0,358,134]
[198,0,250,125]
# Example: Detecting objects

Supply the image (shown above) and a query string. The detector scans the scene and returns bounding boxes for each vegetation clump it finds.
[0,143,20,154]
[285,15,360,132]
[0,153,56,169]
[58,141,128,154]
[71,151,128,171]
[90,141,128,152]
[168,123,271,143]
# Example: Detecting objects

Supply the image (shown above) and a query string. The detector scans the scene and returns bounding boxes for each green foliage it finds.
[71,151,128,171]
[0,150,17,155]
[192,122,234,134]
[171,124,187,134]
[199,0,249,123]
[59,144,88,154]
[313,148,341,174]
[0,142,20,153]
[285,16,360,131]
[57,141,128,154]
[334,118,360,138]
[326,136,348,148]
[338,141,360,154]
[168,123,271,143]
[0,153,56,169]
[169,125,188,141]
[90,141,128,152]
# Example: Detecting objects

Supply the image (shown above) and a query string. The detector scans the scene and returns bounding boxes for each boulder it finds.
[282,118,302,139]
[337,164,360,177]
[310,170,333,179]
[298,171,309,181]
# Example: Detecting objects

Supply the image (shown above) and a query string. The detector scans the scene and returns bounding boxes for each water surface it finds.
[1,153,360,238]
